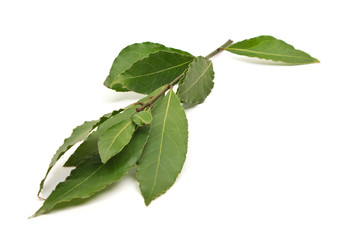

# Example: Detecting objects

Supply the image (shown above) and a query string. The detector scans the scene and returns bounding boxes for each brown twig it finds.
[135,39,234,112]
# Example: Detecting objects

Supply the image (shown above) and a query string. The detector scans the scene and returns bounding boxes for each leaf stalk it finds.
[205,39,233,59]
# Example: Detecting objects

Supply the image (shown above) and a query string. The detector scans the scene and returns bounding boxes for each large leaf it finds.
[38,109,123,196]
[31,126,150,218]
[98,119,136,163]
[137,90,188,205]
[111,51,195,94]
[226,35,319,64]
[105,42,193,92]
[177,56,214,104]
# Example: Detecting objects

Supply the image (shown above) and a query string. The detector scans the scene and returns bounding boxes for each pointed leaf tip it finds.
[226,35,319,64]
[137,90,188,205]
[32,126,150,217]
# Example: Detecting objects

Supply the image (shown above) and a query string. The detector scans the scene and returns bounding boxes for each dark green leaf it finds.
[31,126,150,218]
[226,35,319,64]
[177,56,214,104]
[111,51,195,94]
[105,42,193,92]
[63,88,162,167]
[98,119,136,163]
[64,107,137,167]
[38,109,123,196]
[137,90,188,205]
[132,111,153,126]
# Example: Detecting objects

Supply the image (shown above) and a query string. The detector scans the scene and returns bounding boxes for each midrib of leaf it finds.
[106,120,133,153]
[148,91,172,200]
[134,114,147,123]
[118,59,193,81]
[50,164,104,206]
[178,61,212,96]
[227,47,314,61]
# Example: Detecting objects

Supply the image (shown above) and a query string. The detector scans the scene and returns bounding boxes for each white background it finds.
[1,0,363,239]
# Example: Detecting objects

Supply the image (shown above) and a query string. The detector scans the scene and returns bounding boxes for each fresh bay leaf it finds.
[64,106,139,167]
[177,56,214,104]
[38,108,123,196]
[111,51,195,94]
[105,42,193,92]
[62,131,99,167]
[226,35,319,64]
[137,90,188,205]
[31,126,150,218]
[98,119,136,163]
[132,111,153,126]
[63,88,164,167]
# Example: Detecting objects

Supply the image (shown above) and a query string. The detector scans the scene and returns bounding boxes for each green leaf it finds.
[98,119,136,163]
[177,56,214,104]
[64,106,142,167]
[226,35,319,64]
[105,42,193,92]
[137,90,188,205]
[132,111,153,126]
[63,88,164,167]
[111,51,195,94]
[31,126,150,218]
[38,108,123,196]
[62,131,99,167]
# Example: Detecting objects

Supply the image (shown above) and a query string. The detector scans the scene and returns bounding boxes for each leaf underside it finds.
[177,56,215,104]
[226,35,319,64]
[32,126,150,218]
[137,90,188,205]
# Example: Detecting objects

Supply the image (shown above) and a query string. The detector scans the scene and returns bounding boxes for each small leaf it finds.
[31,126,150,218]
[105,42,193,92]
[37,108,123,196]
[226,35,319,64]
[177,56,214,104]
[137,90,188,205]
[132,111,153,126]
[111,51,195,94]
[98,119,136,163]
